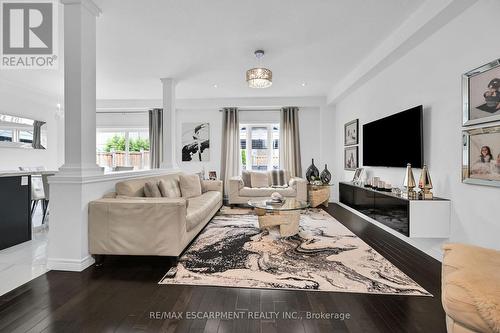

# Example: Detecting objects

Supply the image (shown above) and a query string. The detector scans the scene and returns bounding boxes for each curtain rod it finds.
[219,108,281,112]
[96,111,149,114]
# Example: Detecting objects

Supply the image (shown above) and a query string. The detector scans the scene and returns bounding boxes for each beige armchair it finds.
[228,172,307,205]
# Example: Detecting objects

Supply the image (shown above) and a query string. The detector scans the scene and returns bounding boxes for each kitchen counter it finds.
[0,170,58,177]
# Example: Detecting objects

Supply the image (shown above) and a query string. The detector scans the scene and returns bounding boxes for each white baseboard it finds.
[47,255,95,272]
[337,202,444,262]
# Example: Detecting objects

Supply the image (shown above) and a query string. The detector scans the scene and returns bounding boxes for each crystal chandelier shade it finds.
[246,50,272,88]
[246,67,272,88]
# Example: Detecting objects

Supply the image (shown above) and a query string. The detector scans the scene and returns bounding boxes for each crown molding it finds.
[96,96,327,111]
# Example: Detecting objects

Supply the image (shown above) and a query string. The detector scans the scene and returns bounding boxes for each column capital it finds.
[160,77,177,84]
[60,0,102,17]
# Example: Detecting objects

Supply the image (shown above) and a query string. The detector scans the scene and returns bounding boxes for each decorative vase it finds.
[306,159,320,183]
[320,164,331,184]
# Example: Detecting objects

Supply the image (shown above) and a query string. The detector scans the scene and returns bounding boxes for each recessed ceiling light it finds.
[213,84,218,88]
[301,82,307,87]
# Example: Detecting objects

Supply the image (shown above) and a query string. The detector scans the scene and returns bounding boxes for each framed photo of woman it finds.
[463,58,500,126]
[344,119,359,145]
[462,124,500,187]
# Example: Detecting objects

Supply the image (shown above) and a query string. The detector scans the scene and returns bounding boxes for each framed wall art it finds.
[344,146,359,170]
[463,58,500,126]
[181,122,210,162]
[344,119,359,145]
[462,124,500,187]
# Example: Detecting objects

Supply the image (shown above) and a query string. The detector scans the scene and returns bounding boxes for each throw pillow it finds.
[144,181,162,197]
[250,172,269,188]
[270,170,288,187]
[179,174,202,198]
[158,178,182,198]
[242,170,252,188]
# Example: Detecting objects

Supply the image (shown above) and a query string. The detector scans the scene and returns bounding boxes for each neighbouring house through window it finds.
[96,130,150,171]
[240,124,279,171]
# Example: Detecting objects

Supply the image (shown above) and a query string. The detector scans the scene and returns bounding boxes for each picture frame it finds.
[344,146,359,170]
[462,58,500,126]
[344,119,359,145]
[181,122,210,162]
[353,167,364,182]
[462,124,500,187]
[208,171,217,180]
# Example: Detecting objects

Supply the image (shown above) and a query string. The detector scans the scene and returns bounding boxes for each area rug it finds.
[159,208,431,296]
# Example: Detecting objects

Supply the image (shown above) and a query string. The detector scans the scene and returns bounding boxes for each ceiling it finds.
[2,0,425,100]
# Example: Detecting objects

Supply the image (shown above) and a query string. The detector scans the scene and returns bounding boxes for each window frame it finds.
[240,123,280,172]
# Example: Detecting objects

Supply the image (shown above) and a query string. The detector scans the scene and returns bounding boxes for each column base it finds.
[58,164,104,177]
[47,255,95,272]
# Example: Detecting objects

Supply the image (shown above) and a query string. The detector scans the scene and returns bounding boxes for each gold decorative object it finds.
[246,50,272,88]
[402,163,417,200]
[418,164,433,199]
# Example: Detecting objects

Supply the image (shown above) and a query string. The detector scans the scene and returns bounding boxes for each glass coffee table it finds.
[248,199,309,237]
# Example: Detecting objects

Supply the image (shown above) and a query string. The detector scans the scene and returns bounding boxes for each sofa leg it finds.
[94,255,105,267]
[171,256,179,266]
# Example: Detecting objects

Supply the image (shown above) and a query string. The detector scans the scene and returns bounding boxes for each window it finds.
[240,124,279,171]
[0,129,13,142]
[96,130,150,171]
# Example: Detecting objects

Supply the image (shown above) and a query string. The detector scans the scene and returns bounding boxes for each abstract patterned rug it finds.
[159,208,431,296]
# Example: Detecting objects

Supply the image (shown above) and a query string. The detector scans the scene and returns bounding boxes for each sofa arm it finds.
[226,176,244,204]
[289,177,308,202]
[201,179,223,194]
[89,197,187,256]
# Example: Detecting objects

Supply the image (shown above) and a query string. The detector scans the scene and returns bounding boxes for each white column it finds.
[160,78,178,169]
[58,0,102,176]
[47,0,102,272]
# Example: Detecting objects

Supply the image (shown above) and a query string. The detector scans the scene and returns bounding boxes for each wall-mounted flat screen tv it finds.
[363,105,423,168]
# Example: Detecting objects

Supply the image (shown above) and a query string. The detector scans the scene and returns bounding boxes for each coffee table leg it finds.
[279,211,300,237]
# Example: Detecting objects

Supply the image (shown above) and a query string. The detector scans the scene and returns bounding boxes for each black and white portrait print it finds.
[181,123,210,162]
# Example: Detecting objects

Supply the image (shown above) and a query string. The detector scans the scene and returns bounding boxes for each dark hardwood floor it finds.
[0,204,446,333]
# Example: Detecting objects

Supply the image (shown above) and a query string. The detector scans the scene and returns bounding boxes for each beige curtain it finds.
[220,107,240,195]
[149,108,163,169]
[280,106,302,177]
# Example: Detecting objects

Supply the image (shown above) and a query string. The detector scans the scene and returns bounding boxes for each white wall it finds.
[0,80,63,171]
[175,106,321,179]
[176,108,221,176]
[331,0,500,259]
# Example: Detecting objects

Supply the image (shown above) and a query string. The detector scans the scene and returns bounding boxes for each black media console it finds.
[339,181,450,238]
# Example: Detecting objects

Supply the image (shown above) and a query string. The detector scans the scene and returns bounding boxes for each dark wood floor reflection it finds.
[0,204,446,333]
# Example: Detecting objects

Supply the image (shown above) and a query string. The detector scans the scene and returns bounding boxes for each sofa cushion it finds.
[250,172,269,188]
[270,169,288,187]
[115,173,181,197]
[186,191,222,231]
[144,181,162,197]
[239,186,296,197]
[179,174,202,198]
[159,178,181,198]
[242,170,252,187]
